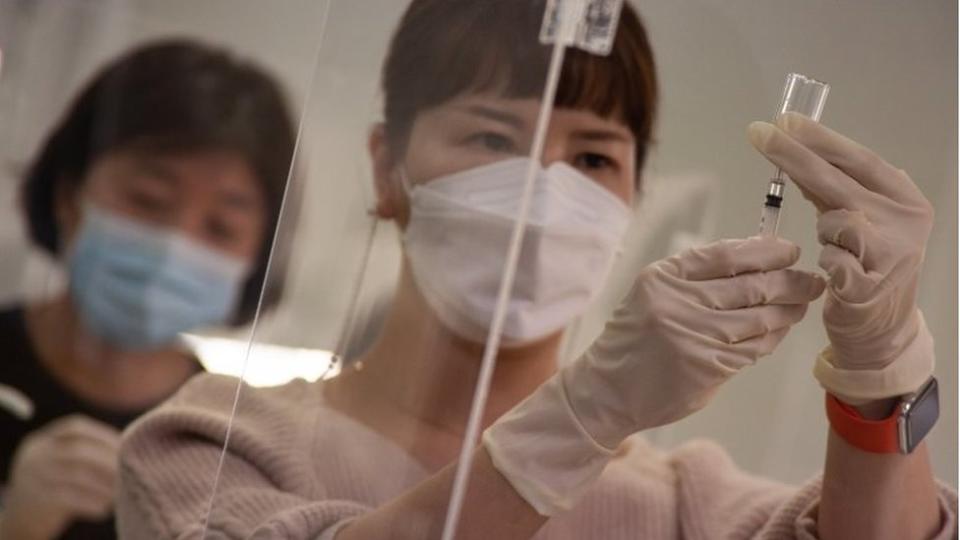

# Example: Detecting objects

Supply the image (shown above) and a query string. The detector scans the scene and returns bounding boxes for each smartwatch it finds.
[825,376,939,454]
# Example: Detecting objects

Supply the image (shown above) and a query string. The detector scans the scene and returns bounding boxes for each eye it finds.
[207,217,241,245]
[575,152,617,171]
[126,190,173,213]
[468,132,517,154]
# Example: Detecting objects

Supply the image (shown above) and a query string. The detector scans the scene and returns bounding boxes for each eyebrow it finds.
[570,129,633,143]
[136,156,259,210]
[217,190,259,211]
[137,158,178,183]
[459,104,526,130]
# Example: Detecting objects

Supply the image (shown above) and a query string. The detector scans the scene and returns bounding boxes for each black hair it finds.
[382,0,658,176]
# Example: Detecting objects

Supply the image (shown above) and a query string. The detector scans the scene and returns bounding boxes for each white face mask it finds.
[401,157,632,345]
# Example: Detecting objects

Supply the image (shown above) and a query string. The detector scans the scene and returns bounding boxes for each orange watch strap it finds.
[825,393,900,453]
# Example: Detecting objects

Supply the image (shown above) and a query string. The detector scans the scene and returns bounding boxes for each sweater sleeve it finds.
[670,439,958,540]
[116,374,370,540]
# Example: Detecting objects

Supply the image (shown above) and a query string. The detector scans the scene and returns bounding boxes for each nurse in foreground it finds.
[117,2,956,539]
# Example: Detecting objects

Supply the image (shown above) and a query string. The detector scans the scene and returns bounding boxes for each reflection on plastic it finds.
[183,335,341,387]
[0,382,34,421]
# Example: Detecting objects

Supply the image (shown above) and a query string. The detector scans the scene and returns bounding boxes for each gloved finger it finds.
[46,420,120,486]
[816,208,874,263]
[817,244,885,303]
[690,269,826,310]
[50,415,122,453]
[747,121,873,212]
[668,236,801,281]
[48,461,117,505]
[734,325,792,361]
[696,303,808,344]
[777,112,930,207]
[54,441,118,489]
[53,482,114,520]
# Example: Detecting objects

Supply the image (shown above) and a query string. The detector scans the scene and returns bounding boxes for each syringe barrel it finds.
[759,204,781,236]
[758,73,829,238]
[777,73,830,122]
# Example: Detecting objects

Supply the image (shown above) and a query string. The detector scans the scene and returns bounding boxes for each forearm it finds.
[336,446,546,540]
[819,421,941,540]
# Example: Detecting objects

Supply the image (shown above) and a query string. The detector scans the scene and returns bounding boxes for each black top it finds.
[0,306,202,540]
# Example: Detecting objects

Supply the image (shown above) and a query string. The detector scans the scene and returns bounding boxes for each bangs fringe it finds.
[383,0,657,170]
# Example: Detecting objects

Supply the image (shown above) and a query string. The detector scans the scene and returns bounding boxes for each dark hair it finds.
[21,39,298,326]
[382,0,658,176]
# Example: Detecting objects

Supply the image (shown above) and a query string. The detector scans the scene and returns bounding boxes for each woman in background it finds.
[0,40,296,540]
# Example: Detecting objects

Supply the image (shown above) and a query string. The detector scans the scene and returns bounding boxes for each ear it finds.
[52,176,82,253]
[368,123,405,221]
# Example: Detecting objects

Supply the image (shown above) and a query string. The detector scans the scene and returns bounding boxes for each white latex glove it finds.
[1,415,120,540]
[748,112,936,403]
[484,236,825,515]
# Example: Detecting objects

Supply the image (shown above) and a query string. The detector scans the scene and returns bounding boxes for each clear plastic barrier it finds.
[0,1,954,539]
[153,0,960,537]
[203,0,597,537]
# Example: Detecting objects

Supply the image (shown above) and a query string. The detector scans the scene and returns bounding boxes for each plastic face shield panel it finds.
[199,2,622,539]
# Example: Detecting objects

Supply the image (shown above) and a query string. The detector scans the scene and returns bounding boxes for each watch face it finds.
[904,378,939,454]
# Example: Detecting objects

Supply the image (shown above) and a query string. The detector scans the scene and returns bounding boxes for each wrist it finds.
[825,377,939,454]
[483,375,613,516]
[813,316,935,402]
[850,397,899,420]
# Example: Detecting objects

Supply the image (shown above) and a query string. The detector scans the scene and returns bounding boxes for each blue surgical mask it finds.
[67,203,251,351]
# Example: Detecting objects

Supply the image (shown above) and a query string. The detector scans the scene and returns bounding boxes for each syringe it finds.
[759,73,830,236]
[759,175,786,236]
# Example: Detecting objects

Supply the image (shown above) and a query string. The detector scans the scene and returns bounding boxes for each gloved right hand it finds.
[749,114,936,404]
[484,236,825,515]
[0,415,120,540]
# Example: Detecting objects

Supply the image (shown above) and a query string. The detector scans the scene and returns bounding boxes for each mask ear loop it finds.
[397,166,414,196]
[367,166,413,217]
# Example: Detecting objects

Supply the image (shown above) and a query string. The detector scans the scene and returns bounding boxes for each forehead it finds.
[433,94,634,138]
[86,148,263,200]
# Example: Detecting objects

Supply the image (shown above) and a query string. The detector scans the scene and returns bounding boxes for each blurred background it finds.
[0,0,954,491]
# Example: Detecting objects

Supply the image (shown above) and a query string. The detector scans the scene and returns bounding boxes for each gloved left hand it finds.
[747,112,936,404]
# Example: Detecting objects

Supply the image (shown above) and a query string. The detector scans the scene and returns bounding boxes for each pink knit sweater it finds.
[116,374,957,539]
